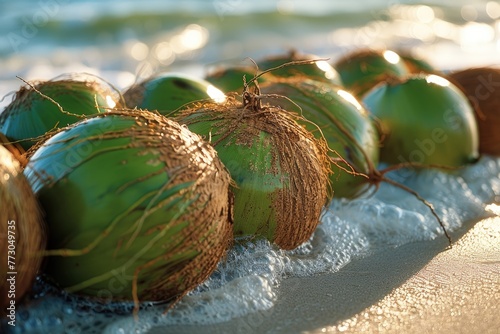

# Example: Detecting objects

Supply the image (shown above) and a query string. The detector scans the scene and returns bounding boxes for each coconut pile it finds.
[0,48,497,321]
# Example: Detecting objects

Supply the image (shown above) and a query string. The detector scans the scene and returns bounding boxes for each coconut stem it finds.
[245,58,329,90]
[378,162,462,174]
[366,169,452,247]
[242,84,263,111]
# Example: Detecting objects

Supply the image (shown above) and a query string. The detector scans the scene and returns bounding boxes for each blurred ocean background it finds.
[2,1,500,333]
[1,0,500,108]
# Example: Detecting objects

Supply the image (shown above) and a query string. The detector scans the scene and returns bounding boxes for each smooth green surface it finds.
[205,67,264,94]
[400,54,436,74]
[363,75,479,167]
[124,73,222,115]
[185,117,282,240]
[258,53,343,86]
[0,81,113,150]
[335,51,409,98]
[261,79,379,198]
[23,116,204,298]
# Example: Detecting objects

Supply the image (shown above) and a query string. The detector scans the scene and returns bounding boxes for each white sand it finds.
[150,216,500,334]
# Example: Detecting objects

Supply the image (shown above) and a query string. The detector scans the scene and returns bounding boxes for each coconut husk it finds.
[258,77,380,199]
[0,133,27,168]
[448,67,500,156]
[0,145,45,317]
[24,109,233,313]
[175,92,332,250]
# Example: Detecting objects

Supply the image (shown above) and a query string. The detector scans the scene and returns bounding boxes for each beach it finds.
[1,1,500,333]
[155,216,500,334]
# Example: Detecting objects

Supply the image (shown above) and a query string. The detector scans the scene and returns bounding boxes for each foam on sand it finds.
[6,156,499,334]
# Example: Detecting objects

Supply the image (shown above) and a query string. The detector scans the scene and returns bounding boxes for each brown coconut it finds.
[448,67,500,155]
[0,145,45,317]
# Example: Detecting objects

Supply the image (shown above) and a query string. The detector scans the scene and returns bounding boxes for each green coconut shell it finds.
[363,74,479,167]
[205,66,266,94]
[123,73,226,115]
[260,78,379,198]
[258,50,343,86]
[334,49,409,98]
[399,52,437,74]
[23,109,233,305]
[0,78,120,151]
[448,67,500,156]
[174,97,331,250]
[0,145,45,317]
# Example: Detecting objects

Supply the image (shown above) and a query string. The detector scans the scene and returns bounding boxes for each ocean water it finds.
[1,0,500,108]
[2,1,500,333]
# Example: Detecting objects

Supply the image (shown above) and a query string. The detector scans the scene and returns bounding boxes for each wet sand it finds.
[151,215,500,334]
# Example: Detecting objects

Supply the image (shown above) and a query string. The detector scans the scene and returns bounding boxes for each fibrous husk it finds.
[23,109,233,311]
[260,78,380,199]
[448,67,500,156]
[259,76,454,244]
[0,145,45,317]
[174,95,331,250]
[0,75,122,151]
[0,132,27,168]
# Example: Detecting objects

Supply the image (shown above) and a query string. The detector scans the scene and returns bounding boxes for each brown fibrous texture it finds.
[0,133,27,167]
[176,97,332,250]
[121,110,235,304]
[0,145,45,316]
[26,109,234,310]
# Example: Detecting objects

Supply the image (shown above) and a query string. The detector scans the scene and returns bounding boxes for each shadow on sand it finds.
[154,216,481,334]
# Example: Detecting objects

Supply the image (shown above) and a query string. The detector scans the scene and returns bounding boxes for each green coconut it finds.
[0,77,121,151]
[205,66,267,94]
[23,109,233,311]
[363,74,479,167]
[260,78,379,198]
[123,73,226,115]
[0,145,45,317]
[260,76,455,244]
[399,52,437,74]
[334,49,409,98]
[173,90,331,250]
[258,50,343,86]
